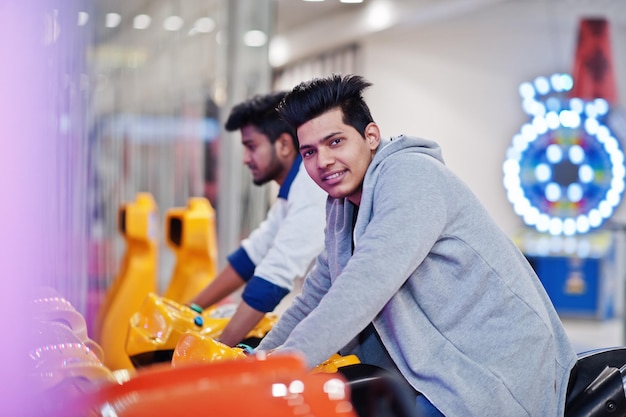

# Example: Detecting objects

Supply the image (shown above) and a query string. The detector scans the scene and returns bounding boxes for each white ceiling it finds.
[91,0,626,39]
[89,0,626,70]
[273,0,368,33]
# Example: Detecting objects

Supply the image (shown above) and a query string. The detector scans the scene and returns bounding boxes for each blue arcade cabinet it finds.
[502,72,625,320]
[515,229,619,320]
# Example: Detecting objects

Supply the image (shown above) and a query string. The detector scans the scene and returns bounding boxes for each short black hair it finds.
[225,91,296,146]
[277,74,374,138]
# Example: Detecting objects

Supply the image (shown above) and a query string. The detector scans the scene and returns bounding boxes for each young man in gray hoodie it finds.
[256,74,578,416]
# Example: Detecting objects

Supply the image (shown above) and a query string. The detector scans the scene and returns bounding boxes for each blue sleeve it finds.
[227,247,256,281]
[242,276,289,313]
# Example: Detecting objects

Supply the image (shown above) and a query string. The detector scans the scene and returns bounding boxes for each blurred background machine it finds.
[503,18,626,320]
[162,197,218,303]
[94,192,159,371]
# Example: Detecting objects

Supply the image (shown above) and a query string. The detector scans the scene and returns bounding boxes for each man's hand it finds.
[217,302,266,347]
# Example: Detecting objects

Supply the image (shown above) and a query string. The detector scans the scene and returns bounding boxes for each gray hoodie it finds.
[258,135,577,416]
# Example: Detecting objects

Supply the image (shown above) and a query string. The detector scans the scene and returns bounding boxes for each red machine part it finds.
[570,18,618,104]
[68,353,357,417]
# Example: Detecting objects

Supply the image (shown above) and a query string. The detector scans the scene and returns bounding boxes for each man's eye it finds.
[330,138,342,146]
[302,149,314,158]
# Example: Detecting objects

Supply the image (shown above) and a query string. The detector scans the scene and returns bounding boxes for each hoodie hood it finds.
[371,135,445,172]
[356,134,445,225]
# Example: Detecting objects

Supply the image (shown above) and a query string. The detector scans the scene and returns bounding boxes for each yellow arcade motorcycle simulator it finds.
[126,292,278,368]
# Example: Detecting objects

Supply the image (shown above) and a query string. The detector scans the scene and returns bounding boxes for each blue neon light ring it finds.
[502,73,625,236]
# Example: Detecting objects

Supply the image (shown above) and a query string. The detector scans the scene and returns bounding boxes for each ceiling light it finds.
[105,13,121,28]
[365,1,394,31]
[78,12,89,26]
[133,14,151,30]
[193,17,215,33]
[269,36,289,67]
[243,30,267,47]
[163,16,184,31]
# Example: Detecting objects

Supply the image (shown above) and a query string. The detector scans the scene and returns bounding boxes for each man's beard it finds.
[251,154,284,186]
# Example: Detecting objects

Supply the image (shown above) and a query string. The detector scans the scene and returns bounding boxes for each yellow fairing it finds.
[126,293,277,363]
[311,353,361,373]
[162,197,218,304]
[170,329,361,373]
[95,192,158,371]
[171,331,247,367]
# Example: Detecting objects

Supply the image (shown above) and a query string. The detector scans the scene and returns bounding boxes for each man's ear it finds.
[364,122,381,150]
[276,132,295,157]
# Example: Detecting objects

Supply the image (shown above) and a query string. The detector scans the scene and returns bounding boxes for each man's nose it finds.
[317,147,333,168]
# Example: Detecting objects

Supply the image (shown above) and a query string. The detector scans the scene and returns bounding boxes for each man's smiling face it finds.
[298,108,380,206]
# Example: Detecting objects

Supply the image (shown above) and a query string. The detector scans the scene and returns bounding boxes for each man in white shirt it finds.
[188,91,327,347]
